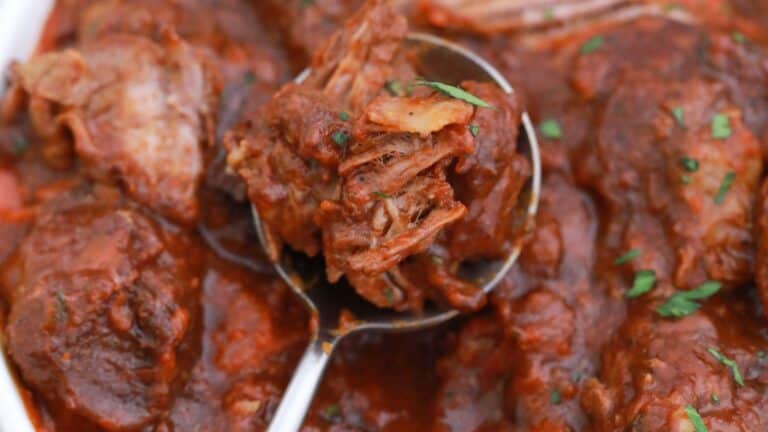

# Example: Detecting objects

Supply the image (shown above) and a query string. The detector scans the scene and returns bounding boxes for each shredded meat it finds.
[226,1,530,310]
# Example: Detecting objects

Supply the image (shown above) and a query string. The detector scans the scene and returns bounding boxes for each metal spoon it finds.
[257,32,542,432]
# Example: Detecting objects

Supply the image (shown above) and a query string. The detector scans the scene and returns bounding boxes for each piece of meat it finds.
[444,81,530,262]
[582,301,768,431]
[420,0,629,35]
[5,185,202,431]
[15,31,217,224]
[577,75,761,291]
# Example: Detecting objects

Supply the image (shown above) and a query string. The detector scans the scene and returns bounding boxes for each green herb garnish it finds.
[732,31,747,43]
[550,390,562,405]
[711,114,732,139]
[332,130,349,146]
[680,157,699,172]
[11,135,28,156]
[581,35,605,54]
[320,403,341,421]
[657,281,721,318]
[385,80,405,97]
[339,111,350,121]
[372,191,390,199]
[626,270,656,298]
[571,371,582,383]
[469,124,480,137]
[55,290,68,322]
[681,175,693,185]
[614,249,641,265]
[714,172,735,205]
[684,405,708,432]
[711,393,720,404]
[539,119,563,139]
[672,107,685,127]
[543,7,555,20]
[707,347,744,386]
[412,80,492,108]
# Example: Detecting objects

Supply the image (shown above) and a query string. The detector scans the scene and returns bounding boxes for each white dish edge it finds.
[0,1,55,431]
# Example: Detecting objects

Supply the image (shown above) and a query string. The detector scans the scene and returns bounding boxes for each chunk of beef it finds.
[15,31,217,223]
[582,302,768,431]
[5,185,202,431]
[570,17,702,100]
[420,0,628,35]
[576,75,761,291]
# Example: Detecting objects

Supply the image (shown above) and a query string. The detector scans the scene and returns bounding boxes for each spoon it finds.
[256,32,542,432]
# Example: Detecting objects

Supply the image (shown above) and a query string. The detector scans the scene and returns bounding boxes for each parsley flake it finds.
[339,111,350,121]
[684,405,708,432]
[11,135,28,156]
[714,172,735,205]
[732,31,747,43]
[679,157,699,172]
[550,390,562,405]
[614,249,641,265]
[385,80,405,97]
[543,7,555,20]
[626,270,656,298]
[469,124,480,137]
[581,35,605,55]
[672,107,685,127]
[711,393,720,404]
[372,191,390,199]
[657,281,721,318]
[681,175,693,185]
[412,80,493,108]
[708,347,744,387]
[321,403,341,421]
[711,114,732,139]
[539,119,563,139]
[332,130,349,146]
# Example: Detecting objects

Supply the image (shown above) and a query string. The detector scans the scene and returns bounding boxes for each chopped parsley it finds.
[372,191,391,199]
[571,371,582,383]
[320,403,341,421]
[679,157,699,172]
[11,135,28,156]
[684,405,708,432]
[469,124,480,137]
[614,249,641,265]
[331,130,349,146]
[657,281,721,318]
[711,393,720,404]
[711,114,732,139]
[539,119,563,139]
[626,270,656,298]
[672,107,685,127]
[543,7,555,20]
[714,172,735,205]
[549,390,562,405]
[55,290,68,322]
[580,35,605,55]
[707,347,744,387]
[732,31,747,44]
[385,80,406,97]
[412,80,493,108]
[681,175,693,185]
[339,111,350,121]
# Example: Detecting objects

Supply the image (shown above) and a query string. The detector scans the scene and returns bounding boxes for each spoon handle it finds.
[267,336,336,432]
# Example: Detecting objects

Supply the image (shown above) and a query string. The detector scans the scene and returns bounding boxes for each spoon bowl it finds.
[258,32,542,432]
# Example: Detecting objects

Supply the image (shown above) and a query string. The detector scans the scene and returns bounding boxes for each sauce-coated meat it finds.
[3,1,768,432]
[6,185,202,430]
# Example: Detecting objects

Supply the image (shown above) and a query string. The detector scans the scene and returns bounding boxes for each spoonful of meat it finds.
[224,1,541,430]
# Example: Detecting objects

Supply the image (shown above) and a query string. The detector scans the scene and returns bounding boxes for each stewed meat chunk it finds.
[5,185,202,431]
[14,31,217,223]
[226,0,530,310]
